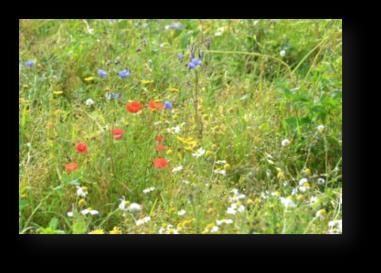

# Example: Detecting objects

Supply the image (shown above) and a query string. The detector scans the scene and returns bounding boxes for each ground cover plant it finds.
[19,19,342,234]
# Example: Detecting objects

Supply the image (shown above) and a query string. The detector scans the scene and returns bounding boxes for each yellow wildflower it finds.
[296,194,305,202]
[223,163,231,170]
[303,168,312,176]
[84,76,94,82]
[78,198,87,207]
[110,226,122,234]
[246,198,255,205]
[167,87,179,92]
[168,207,177,214]
[88,229,104,234]
[53,91,64,95]
[176,136,197,150]
[141,80,154,85]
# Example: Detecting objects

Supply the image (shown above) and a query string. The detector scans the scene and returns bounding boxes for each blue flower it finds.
[188,62,196,69]
[177,53,184,61]
[187,58,202,70]
[191,58,202,66]
[118,69,130,79]
[164,101,173,110]
[25,60,34,67]
[98,69,107,78]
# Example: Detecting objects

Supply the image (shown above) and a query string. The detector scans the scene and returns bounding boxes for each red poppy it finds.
[76,143,88,153]
[148,100,164,111]
[155,135,164,143]
[156,144,167,152]
[112,128,124,140]
[65,162,78,173]
[126,101,143,113]
[153,158,169,169]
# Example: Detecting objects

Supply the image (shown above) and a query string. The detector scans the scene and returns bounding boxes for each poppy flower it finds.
[76,143,88,153]
[153,158,169,169]
[156,144,167,152]
[126,101,143,113]
[155,135,164,143]
[148,100,164,111]
[65,162,78,173]
[112,128,124,139]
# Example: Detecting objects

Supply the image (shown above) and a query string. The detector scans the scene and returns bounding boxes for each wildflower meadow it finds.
[19,19,342,234]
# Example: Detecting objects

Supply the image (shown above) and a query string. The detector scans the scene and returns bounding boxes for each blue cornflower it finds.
[98,69,107,78]
[188,58,202,70]
[188,62,196,69]
[25,60,34,67]
[118,69,130,79]
[191,58,202,66]
[177,53,184,61]
[164,101,173,110]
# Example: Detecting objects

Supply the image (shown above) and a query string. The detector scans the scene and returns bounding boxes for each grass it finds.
[19,19,342,234]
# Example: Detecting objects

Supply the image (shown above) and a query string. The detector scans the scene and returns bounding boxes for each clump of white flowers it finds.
[192,147,206,158]
[159,224,179,234]
[167,125,181,134]
[216,219,233,226]
[328,220,342,234]
[213,169,226,176]
[177,209,186,216]
[172,165,184,173]
[226,189,246,215]
[135,216,151,226]
[81,208,99,216]
[280,197,296,208]
[215,26,225,36]
[143,187,155,194]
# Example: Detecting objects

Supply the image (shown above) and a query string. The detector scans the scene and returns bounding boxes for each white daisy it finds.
[143,187,155,194]
[317,178,325,185]
[135,216,151,226]
[280,49,286,57]
[215,160,227,165]
[328,220,342,234]
[210,226,219,232]
[76,186,88,198]
[118,197,127,210]
[85,98,94,107]
[280,197,296,208]
[127,203,142,213]
[298,178,308,186]
[281,139,291,147]
[317,125,325,133]
[216,219,233,226]
[192,147,206,158]
[177,209,186,216]
[67,211,73,217]
[226,206,237,215]
[81,208,99,216]
[172,165,184,173]
[213,169,226,176]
